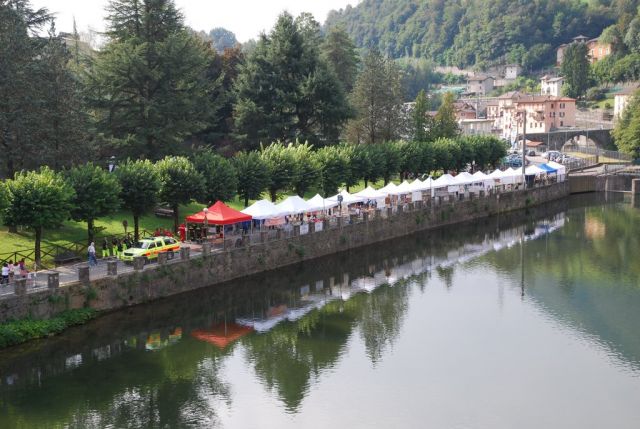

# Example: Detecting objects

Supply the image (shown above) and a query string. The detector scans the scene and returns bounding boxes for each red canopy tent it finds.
[191,323,253,349]
[185,201,252,225]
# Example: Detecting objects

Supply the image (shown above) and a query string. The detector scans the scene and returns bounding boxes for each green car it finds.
[121,236,181,263]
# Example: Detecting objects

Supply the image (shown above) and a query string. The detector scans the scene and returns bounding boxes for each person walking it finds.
[88,242,97,267]
[1,263,9,285]
[7,260,14,283]
[116,239,123,260]
[102,237,109,259]
[111,237,118,257]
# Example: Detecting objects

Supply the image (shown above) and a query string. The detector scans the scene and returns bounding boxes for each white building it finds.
[459,119,495,136]
[504,64,522,80]
[614,84,640,119]
[466,75,495,96]
[540,76,564,97]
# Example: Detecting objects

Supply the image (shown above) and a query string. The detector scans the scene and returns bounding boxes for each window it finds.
[560,121,564,126]
[148,243,156,249]
[560,112,565,118]
[551,103,554,108]
[165,238,176,245]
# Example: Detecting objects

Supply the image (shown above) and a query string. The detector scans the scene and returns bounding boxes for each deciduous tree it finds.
[115,159,161,241]
[232,151,269,207]
[157,156,205,232]
[192,149,238,204]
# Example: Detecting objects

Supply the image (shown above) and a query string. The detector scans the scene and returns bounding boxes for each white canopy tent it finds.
[525,165,547,176]
[274,195,312,216]
[328,189,366,205]
[241,199,280,219]
[378,182,401,195]
[432,174,456,188]
[306,194,339,212]
[396,180,414,194]
[471,171,494,189]
[354,186,387,205]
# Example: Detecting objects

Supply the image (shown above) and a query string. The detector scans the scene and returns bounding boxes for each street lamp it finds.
[203,207,209,243]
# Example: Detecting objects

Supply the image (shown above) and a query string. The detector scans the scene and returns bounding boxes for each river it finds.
[1,193,639,429]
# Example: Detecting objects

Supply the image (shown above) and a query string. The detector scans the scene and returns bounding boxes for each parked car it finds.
[544,150,561,160]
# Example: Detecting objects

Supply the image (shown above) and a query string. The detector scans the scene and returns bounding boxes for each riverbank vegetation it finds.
[0,308,97,349]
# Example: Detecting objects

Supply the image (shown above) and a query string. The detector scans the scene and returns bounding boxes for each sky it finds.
[31,0,358,42]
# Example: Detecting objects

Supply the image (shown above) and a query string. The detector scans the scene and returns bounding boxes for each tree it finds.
[192,149,238,204]
[379,142,402,185]
[624,17,640,53]
[260,142,296,202]
[66,163,122,244]
[561,42,591,99]
[432,92,459,139]
[0,2,88,177]
[613,90,640,157]
[208,27,238,53]
[321,25,359,93]
[411,89,433,141]
[4,167,75,267]
[233,12,350,149]
[115,159,161,241]
[347,49,404,145]
[88,0,222,159]
[290,142,320,197]
[157,156,205,232]
[316,146,347,197]
[232,151,269,207]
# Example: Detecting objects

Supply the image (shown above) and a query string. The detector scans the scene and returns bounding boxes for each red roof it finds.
[191,323,253,349]
[185,201,252,225]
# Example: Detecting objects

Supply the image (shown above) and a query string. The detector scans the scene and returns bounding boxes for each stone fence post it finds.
[308,222,316,233]
[107,261,118,276]
[157,252,168,265]
[78,265,90,284]
[14,278,27,296]
[201,242,211,256]
[132,257,145,271]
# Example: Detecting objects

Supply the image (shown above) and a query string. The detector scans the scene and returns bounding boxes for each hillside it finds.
[325,0,618,70]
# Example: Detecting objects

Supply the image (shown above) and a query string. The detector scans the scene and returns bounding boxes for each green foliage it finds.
[561,43,592,99]
[326,0,614,68]
[316,146,347,197]
[0,308,97,349]
[0,2,88,177]
[88,0,221,159]
[347,48,405,145]
[66,163,122,243]
[157,156,205,231]
[260,142,296,202]
[234,12,349,150]
[115,159,161,240]
[432,92,460,139]
[192,149,238,204]
[613,90,640,157]
[4,167,75,265]
[207,27,238,53]
[321,25,359,93]
[411,89,432,142]
[232,151,269,207]
[290,142,320,197]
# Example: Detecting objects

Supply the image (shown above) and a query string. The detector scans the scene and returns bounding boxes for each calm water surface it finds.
[1,194,639,429]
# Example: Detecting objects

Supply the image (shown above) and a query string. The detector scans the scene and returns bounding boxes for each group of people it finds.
[1,260,28,285]
[87,235,135,267]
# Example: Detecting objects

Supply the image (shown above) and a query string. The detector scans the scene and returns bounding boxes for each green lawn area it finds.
[0,178,395,263]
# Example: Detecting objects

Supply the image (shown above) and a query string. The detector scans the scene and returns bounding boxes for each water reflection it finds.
[2,193,640,428]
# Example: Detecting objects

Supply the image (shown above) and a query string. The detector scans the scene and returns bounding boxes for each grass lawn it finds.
[0,178,397,262]
[565,151,631,164]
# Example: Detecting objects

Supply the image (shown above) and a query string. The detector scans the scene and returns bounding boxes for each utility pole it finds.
[520,109,527,185]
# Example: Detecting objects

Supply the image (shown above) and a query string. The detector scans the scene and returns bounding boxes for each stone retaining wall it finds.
[0,182,569,323]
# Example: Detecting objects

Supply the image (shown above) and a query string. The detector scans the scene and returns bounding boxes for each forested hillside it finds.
[326,0,626,70]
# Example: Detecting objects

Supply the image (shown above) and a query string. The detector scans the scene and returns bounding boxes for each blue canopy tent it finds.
[538,163,558,174]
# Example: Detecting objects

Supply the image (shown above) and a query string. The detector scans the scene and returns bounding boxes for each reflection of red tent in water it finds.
[191,323,253,349]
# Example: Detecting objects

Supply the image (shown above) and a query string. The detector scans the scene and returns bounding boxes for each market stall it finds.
[185,201,252,243]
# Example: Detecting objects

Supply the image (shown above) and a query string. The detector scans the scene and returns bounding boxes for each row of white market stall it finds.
[241,161,566,228]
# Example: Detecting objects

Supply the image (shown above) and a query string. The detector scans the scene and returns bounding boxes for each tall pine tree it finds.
[88,0,222,159]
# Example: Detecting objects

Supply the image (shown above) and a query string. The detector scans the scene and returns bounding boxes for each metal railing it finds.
[565,146,632,162]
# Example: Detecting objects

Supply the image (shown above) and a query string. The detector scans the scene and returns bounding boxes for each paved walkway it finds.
[0,243,204,299]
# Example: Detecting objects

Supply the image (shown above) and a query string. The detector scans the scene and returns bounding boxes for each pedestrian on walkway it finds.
[111,237,118,256]
[19,260,27,278]
[116,239,123,259]
[88,242,97,267]
[8,260,14,283]
[102,237,109,259]
[1,264,9,285]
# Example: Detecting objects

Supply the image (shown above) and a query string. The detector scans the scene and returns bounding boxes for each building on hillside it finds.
[504,64,522,80]
[466,75,495,96]
[459,119,494,136]
[454,101,477,120]
[557,35,611,66]
[493,91,576,142]
[613,83,640,120]
[540,75,564,97]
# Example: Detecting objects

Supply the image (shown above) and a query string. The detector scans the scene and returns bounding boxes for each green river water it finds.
[0,193,639,428]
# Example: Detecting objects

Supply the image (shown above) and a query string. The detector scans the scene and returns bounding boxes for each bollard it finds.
[308,222,316,233]
[397,205,404,214]
[107,261,118,276]
[132,256,145,271]
[201,242,211,256]
[479,190,485,198]
[78,265,90,284]
[157,252,168,265]
[337,216,344,228]
[14,278,27,295]
[180,246,190,260]
[449,195,455,203]
[47,272,60,289]
[408,202,415,211]
[293,225,301,236]
[276,229,282,240]
[260,230,268,243]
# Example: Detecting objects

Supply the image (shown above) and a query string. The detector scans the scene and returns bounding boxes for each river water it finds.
[1,194,639,429]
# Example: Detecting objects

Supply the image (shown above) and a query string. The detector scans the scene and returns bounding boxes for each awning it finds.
[186,201,252,225]
[354,186,387,200]
[306,194,339,211]
[241,199,280,220]
[538,163,558,173]
[274,195,312,216]
[327,190,365,205]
